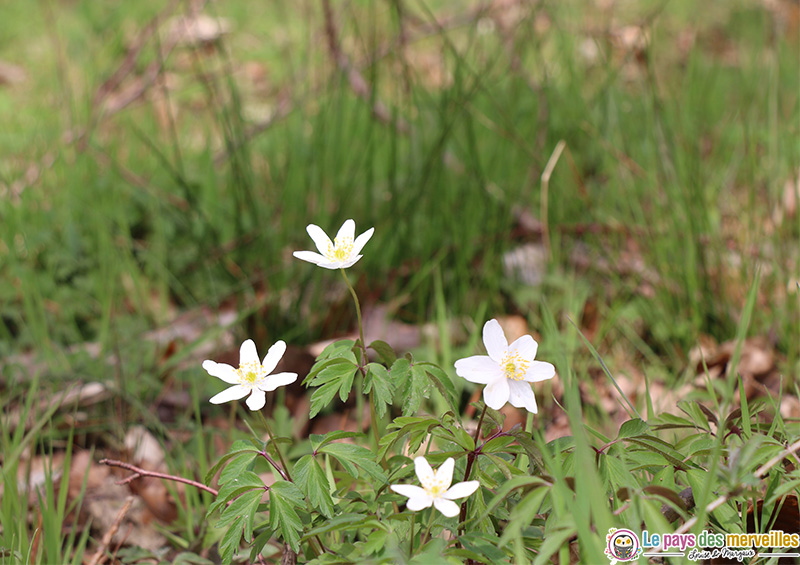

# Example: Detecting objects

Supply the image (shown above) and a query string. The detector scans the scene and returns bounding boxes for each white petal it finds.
[245,389,266,411]
[262,340,287,374]
[406,494,434,512]
[202,360,239,384]
[482,319,508,363]
[432,498,460,517]
[210,384,249,404]
[239,339,259,366]
[293,250,331,266]
[435,458,455,488]
[306,224,333,256]
[508,334,538,362]
[338,254,363,269]
[336,219,356,243]
[260,372,298,392]
[351,227,374,256]
[443,481,480,500]
[483,378,510,410]
[414,457,435,488]
[454,355,502,384]
[507,380,538,413]
[523,361,555,383]
[390,484,427,500]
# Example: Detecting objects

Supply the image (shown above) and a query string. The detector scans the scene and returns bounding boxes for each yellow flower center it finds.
[328,236,354,261]
[425,480,447,498]
[237,361,261,386]
[501,351,529,381]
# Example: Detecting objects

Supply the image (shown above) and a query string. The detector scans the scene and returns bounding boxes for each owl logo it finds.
[605,528,642,562]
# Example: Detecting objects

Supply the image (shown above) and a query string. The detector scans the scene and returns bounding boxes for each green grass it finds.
[0,0,798,561]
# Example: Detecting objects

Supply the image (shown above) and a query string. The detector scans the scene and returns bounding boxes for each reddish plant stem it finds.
[99,458,218,496]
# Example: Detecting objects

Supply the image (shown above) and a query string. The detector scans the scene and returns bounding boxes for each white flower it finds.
[390,457,479,517]
[292,219,374,270]
[454,319,555,413]
[202,339,298,411]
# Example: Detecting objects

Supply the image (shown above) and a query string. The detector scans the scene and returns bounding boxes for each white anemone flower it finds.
[390,457,479,517]
[203,339,298,411]
[292,219,374,270]
[454,319,555,413]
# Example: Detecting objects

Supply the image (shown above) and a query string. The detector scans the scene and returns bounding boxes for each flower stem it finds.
[421,510,436,546]
[258,411,292,482]
[458,403,487,541]
[409,512,415,557]
[339,268,381,450]
[339,268,367,360]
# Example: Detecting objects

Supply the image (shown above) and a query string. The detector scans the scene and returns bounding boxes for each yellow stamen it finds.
[328,236,354,261]
[501,351,529,381]
[237,361,261,385]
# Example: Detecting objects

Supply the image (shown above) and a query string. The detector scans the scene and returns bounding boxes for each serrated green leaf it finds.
[364,363,395,418]
[294,455,334,518]
[204,440,260,485]
[308,360,359,418]
[269,487,303,552]
[482,435,516,453]
[368,340,396,366]
[317,339,357,361]
[309,431,364,452]
[319,443,387,483]
[363,529,387,555]
[269,480,305,507]
[219,452,258,486]
[218,514,245,565]
[417,362,458,414]
[217,489,262,541]
[627,436,690,470]
[618,418,649,439]
[460,532,509,563]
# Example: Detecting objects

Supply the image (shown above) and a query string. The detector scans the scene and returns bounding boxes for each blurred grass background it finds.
[0,0,798,419]
[0,0,799,561]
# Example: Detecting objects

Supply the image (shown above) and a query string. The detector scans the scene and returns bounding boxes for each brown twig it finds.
[87,496,135,565]
[99,458,218,496]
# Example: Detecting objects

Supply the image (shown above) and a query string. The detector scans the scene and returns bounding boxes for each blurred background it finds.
[0,0,798,558]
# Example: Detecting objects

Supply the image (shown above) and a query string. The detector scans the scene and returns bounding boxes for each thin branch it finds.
[87,496,135,565]
[99,458,218,496]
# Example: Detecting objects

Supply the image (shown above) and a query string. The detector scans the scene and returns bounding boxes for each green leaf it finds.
[293,455,334,518]
[378,416,442,461]
[217,489,262,541]
[482,435,516,453]
[460,532,509,563]
[417,362,458,414]
[269,480,305,507]
[364,363,395,418]
[368,340,397,366]
[207,471,265,516]
[218,514,245,565]
[308,359,359,418]
[309,431,364,453]
[319,443,387,483]
[363,529,388,555]
[391,357,427,416]
[219,452,258,486]
[317,339,357,361]
[269,486,304,552]
[618,418,650,439]
[627,435,690,470]
[303,352,358,386]
[204,440,260,485]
